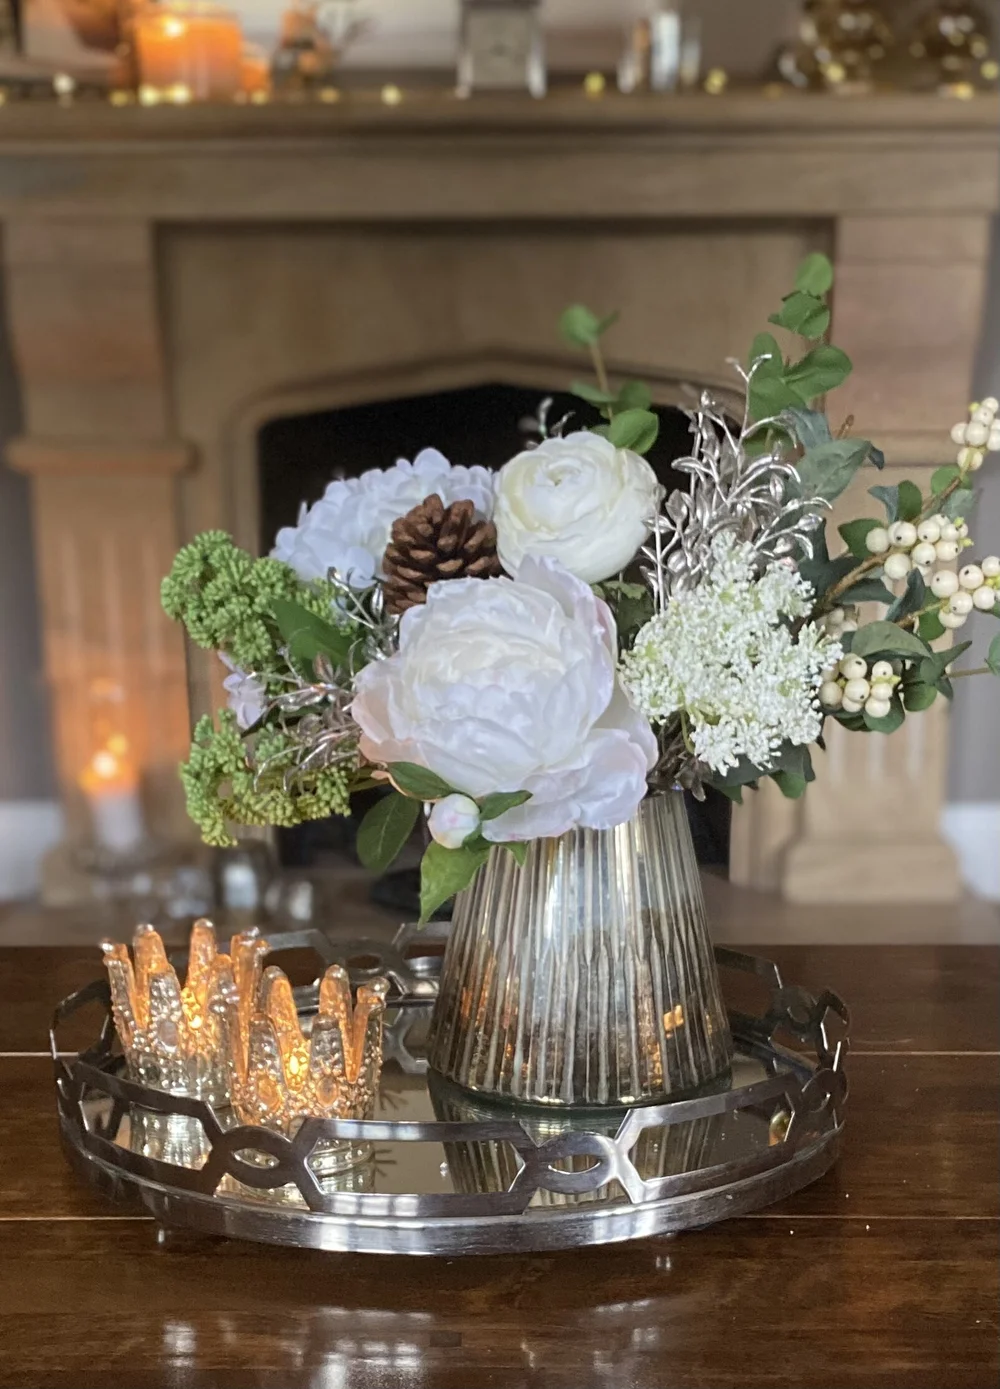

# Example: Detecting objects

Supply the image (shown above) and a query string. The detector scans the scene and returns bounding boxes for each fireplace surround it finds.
[1,92,996,902]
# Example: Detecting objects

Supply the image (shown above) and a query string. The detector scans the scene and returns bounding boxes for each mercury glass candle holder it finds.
[233,965,389,1149]
[101,919,266,1104]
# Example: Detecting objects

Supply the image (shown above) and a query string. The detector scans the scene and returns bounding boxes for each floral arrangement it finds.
[162,254,1000,920]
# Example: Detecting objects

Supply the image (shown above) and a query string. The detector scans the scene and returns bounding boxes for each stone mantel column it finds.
[3,220,192,854]
[0,95,995,903]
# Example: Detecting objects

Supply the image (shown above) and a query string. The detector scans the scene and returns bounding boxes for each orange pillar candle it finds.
[135,2,244,102]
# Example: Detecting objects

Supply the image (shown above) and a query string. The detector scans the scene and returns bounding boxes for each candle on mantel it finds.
[79,735,146,856]
[134,1,244,103]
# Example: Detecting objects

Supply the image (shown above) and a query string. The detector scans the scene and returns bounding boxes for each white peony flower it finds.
[493,431,660,585]
[427,794,482,850]
[619,537,840,775]
[271,448,496,587]
[219,654,267,730]
[351,558,657,842]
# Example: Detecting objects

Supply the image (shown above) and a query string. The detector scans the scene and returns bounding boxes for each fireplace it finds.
[3,94,994,903]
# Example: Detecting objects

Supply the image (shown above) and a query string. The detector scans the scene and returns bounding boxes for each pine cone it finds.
[382,493,502,615]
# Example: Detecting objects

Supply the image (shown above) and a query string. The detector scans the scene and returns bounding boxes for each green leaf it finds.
[772,770,808,799]
[478,790,532,822]
[863,697,905,734]
[903,682,938,712]
[771,742,816,781]
[987,634,1000,678]
[919,610,946,642]
[769,291,831,340]
[616,379,653,412]
[501,841,528,867]
[838,518,883,560]
[784,345,853,401]
[869,484,901,523]
[356,793,420,876]
[939,487,976,521]
[559,305,617,348]
[570,379,617,406]
[795,252,834,297]
[387,762,456,801]
[851,621,931,662]
[886,570,926,623]
[270,598,352,669]
[798,527,857,598]
[713,783,746,804]
[605,408,659,454]
[791,438,872,503]
[749,331,785,372]
[896,481,923,523]
[931,464,960,495]
[419,840,491,924]
[840,576,895,605]
[783,406,833,450]
[920,640,973,682]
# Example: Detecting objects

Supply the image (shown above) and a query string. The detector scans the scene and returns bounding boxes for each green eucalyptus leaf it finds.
[749,331,785,373]
[896,480,923,523]
[919,640,973,684]
[939,487,976,521]
[772,770,808,799]
[784,345,853,401]
[886,569,926,623]
[851,621,931,662]
[713,783,745,804]
[271,598,352,669]
[903,682,938,712]
[501,841,528,867]
[387,762,456,801]
[868,444,886,471]
[919,609,947,642]
[798,527,856,598]
[616,379,652,411]
[769,291,831,340]
[605,408,659,454]
[356,793,420,876]
[841,576,895,605]
[931,464,960,494]
[559,304,617,347]
[987,634,1000,678]
[478,790,532,822]
[783,406,833,450]
[795,252,835,296]
[570,379,617,406]
[869,484,901,523]
[838,518,883,559]
[419,840,491,924]
[791,438,871,504]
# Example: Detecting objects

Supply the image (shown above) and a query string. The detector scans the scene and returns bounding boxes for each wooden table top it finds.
[1,942,997,1389]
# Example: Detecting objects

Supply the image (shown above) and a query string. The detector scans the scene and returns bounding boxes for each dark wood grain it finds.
[5,943,998,1054]
[0,1219,995,1389]
[1,946,997,1389]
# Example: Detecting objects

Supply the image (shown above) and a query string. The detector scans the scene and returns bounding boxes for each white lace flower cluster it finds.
[619,537,841,775]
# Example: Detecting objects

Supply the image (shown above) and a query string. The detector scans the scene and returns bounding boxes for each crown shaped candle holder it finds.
[100,920,390,1149]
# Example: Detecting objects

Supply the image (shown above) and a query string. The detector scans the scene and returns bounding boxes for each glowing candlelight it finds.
[79,735,145,855]
[134,1,244,103]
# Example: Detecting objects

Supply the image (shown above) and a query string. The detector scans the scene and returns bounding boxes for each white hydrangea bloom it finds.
[619,537,840,775]
[271,448,496,587]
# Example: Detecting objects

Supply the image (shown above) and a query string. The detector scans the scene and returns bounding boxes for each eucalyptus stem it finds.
[589,339,612,411]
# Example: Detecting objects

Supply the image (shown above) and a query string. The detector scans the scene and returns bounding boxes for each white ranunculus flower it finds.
[351,558,657,842]
[271,448,495,587]
[493,431,660,585]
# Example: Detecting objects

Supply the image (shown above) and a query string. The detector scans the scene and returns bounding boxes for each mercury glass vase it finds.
[428,791,732,1108]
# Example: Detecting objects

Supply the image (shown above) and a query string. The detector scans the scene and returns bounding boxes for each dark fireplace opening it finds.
[258,383,731,878]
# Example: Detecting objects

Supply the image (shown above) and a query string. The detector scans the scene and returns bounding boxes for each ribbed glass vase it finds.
[428,791,733,1107]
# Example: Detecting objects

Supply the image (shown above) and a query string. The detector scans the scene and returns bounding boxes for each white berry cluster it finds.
[821,605,858,640]
[950,396,1000,472]
[620,536,840,774]
[820,655,899,718]
[865,513,971,579]
[928,557,1000,630]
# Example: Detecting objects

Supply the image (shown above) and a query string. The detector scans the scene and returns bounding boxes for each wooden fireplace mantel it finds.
[1,91,997,903]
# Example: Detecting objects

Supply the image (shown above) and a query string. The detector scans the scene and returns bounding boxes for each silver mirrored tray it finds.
[52,933,849,1256]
